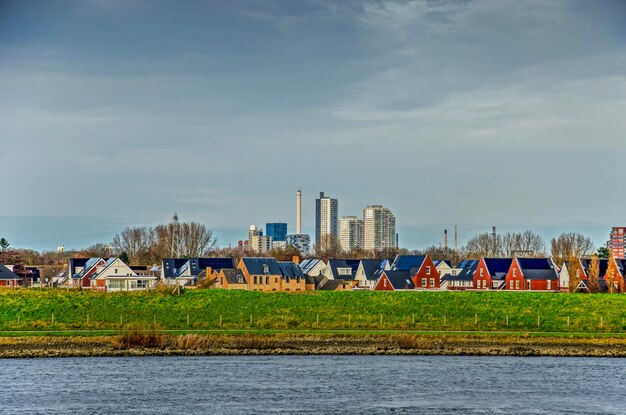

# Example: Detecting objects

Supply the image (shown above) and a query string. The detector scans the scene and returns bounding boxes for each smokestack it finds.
[492,226,497,254]
[454,225,458,254]
[444,229,448,250]
[296,190,302,234]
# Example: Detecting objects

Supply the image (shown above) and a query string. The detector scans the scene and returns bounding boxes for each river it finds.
[0,356,624,414]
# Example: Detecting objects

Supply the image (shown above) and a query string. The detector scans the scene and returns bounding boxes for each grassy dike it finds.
[1,289,626,357]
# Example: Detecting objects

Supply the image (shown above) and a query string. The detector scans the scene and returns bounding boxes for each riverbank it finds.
[2,332,626,358]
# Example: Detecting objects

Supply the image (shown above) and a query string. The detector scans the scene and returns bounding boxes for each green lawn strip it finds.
[1,290,625,334]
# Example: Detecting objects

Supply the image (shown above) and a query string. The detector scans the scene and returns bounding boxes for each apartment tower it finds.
[315,192,338,244]
[339,216,364,252]
[363,205,396,251]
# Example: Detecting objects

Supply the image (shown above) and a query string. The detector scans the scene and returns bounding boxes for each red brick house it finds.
[505,258,559,291]
[473,258,513,290]
[388,255,440,289]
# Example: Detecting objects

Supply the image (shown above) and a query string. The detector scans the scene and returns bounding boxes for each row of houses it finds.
[1,254,623,293]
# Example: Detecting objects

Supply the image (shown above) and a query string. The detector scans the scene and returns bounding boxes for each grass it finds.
[1,289,626,335]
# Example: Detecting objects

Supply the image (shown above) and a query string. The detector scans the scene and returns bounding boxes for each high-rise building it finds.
[339,216,364,252]
[266,223,287,242]
[315,192,338,244]
[251,234,273,254]
[248,225,261,242]
[363,205,397,251]
[609,227,626,259]
[286,234,311,255]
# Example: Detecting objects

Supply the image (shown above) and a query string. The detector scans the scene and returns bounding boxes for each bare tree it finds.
[314,234,343,261]
[566,256,582,293]
[112,227,155,264]
[465,233,502,258]
[551,232,594,266]
[501,231,545,257]
[152,222,217,258]
[418,245,462,266]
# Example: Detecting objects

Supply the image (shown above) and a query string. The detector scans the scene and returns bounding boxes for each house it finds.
[324,259,360,281]
[434,260,453,279]
[441,259,478,291]
[0,264,20,288]
[70,257,107,288]
[389,255,440,289]
[238,257,307,292]
[161,258,235,286]
[505,258,559,291]
[90,258,156,292]
[373,270,415,291]
[473,258,513,290]
[379,259,393,271]
[216,268,248,290]
[354,259,385,289]
[299,259,326,278]
[69,257,156,291]
[603,258,623,292]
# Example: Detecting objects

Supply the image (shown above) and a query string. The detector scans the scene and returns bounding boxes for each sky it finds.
[2,0,626,251]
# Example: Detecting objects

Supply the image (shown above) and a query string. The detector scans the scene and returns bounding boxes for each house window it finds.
[421,278,426,287]
[115,269,118,274]
[254,276,257,284]
[516,281,520,289]
[510,281,514,289]
[338,268,352,276]
[426,267,431,275]
[383,279,387,288]
[513,269,517,277]
[547,280,551,290]
[480,269,484,277]
[429,278,435,287]
[275,278,279,283]
[265,276,269,284]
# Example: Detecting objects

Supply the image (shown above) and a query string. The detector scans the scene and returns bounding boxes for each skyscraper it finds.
[609,227,626,259]
[266,222,287,242]
[339,216,364,252]
[363,205,396,251]
[315,192,338,244]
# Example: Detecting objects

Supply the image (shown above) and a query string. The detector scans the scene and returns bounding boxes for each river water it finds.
[0,355,624,414]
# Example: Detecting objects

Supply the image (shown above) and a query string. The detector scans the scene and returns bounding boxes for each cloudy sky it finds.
[2,0,626,251]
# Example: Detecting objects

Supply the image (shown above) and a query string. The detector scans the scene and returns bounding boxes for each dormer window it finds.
[426,266,431,275]
[263,264,269,274]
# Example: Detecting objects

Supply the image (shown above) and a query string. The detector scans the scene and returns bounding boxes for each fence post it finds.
[220,315,223,327]
[600,316,603,328]
[380,314,383,325]
[87,314,90,325]
[187,314,190,327]
[567,316,570,327]
[412,313,415,325]
[474,313,477,325]
[348,314,351,325]
[17,315,20,326]
[250,314,253,325]
[51,314,54,326]
[153,315,156,325]
[444,314,447,326]
[316,314,319,325]
[506,315,509,326]
[120,316,123,326]
[537,315,540,328]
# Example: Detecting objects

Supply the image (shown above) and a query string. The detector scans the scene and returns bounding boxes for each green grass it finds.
[1,289,625,334]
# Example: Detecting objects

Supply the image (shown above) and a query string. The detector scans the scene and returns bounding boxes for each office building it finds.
[286,234,311,255]
[266,222,287,242]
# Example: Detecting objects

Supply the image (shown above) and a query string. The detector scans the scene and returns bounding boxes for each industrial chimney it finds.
[444,229,448,250]
[296,190,302,234]
[454,225,458,254]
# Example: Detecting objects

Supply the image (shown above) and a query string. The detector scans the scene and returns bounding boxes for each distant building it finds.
[609,227,626,259]
[248,225,261,242]
[339,216,364,252]
[251,235,273,254]
[363,205,396,251]
[266,222,287,242]
[286,234,311,255]
[315,192,338,244]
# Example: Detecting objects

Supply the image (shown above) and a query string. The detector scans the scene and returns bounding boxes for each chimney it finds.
[292,255,300,265]
[206,267,212,277]
[296,190,302,234]
[444,229,448,250]
[454,225,458,254]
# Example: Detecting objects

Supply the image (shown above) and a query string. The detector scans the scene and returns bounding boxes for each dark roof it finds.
[317,279,345,290]
[278,261,305,279]
[359,259,384,280]
[162,258,234,279]
[445,260,478,282]
[70,257,106,279]
[221,268,246,284]
[327,259,359,280]
[483,258,513,280]
[391,255,426,272]
[433,259,452,267]
[580,258,609,279]
[381,270,415,290]
[517,258,558,280]
[241,257,282,275]
[0,264,19,280]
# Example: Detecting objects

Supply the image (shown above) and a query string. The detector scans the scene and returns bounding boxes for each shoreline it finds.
[2,333,626,358]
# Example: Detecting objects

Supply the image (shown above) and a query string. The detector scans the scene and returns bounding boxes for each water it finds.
[0,356,624,414]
